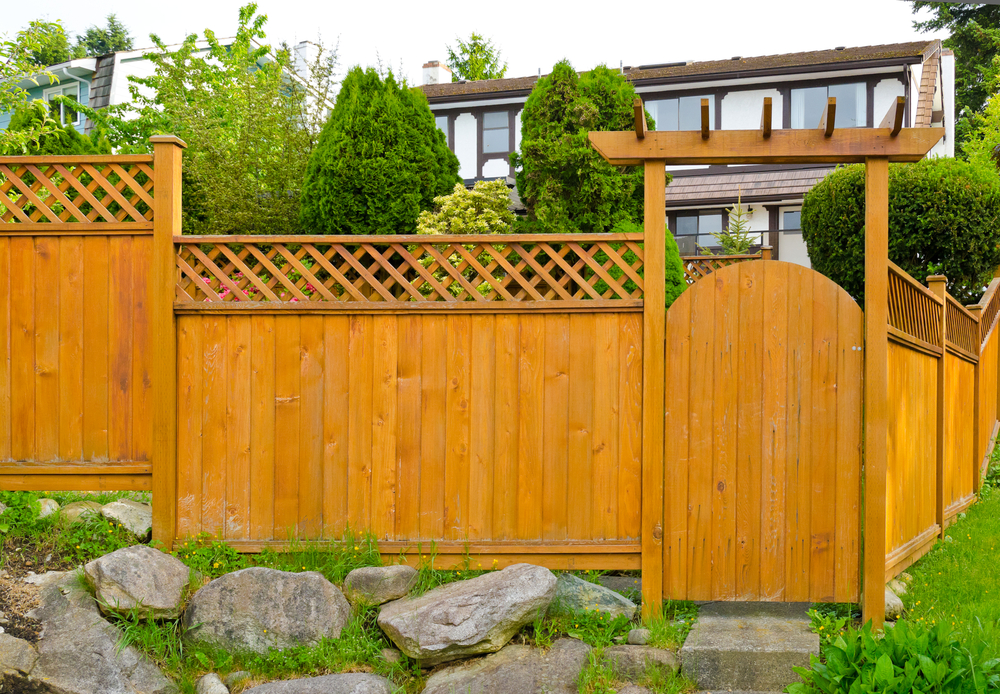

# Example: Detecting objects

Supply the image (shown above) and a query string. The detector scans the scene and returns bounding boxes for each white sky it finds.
[5,0,944,85]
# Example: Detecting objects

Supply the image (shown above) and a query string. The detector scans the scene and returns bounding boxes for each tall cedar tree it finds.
[6,101,109,155]
[446,33,507,81]
[299,66,460,234]
[511,60,662,233]
[75,14,134,57]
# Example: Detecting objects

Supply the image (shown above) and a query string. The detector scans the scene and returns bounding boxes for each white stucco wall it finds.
[942,52,956,158]
[779,206,810,268]
[514,110,523,153]
[873,78,906,126]
[482,159,509,178]
[454,113,478,180]
[908,63,923,128]
[721,89,782,130]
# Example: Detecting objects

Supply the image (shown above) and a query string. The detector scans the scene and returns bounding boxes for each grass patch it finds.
[577,647,695,694]
[645,601,698,650]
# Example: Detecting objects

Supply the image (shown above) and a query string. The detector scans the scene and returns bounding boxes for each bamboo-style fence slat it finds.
[887,261,943,348]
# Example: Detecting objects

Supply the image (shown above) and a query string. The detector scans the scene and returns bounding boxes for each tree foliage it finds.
[16,20,78,66]
[75,3,338,234]
[801,158,1000,304]
[0,27,61,153]
[75,14,133,57]
[299,66,460,235]
[445,33,507,82]
[511,60,663,233]
[911,2,1000,154]
[417,180,514,235]
[6,101,109,155]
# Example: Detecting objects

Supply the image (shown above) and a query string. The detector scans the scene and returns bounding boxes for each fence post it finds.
[150,135,186,550]
[641,160,667,620]
[928,276,947,536]
[760,245,773,261]
[970,304,983,496]
[863,156,888,629]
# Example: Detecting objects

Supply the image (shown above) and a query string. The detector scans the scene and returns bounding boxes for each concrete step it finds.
[680,602,818,692]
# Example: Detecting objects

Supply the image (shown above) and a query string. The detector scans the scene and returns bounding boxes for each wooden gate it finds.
[661,260,863,602]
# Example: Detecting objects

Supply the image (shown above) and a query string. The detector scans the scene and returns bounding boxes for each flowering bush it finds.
[416,179,515,235]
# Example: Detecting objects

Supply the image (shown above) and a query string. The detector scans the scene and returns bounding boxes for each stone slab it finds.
[680,602,817,691]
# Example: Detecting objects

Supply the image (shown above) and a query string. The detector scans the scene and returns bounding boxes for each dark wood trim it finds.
[447,114,455,150]
[767,205,780,259]
[781,86,791,128]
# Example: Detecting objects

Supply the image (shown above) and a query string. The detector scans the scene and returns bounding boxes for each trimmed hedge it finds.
[801,158,1000,304]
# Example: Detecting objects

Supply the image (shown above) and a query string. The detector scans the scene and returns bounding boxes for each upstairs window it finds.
[646,95,715,131]
[674,210,723,253]
[435,115,448,134]
[482,111,510,154]
[791,83,865,129]
[45,84,80,127]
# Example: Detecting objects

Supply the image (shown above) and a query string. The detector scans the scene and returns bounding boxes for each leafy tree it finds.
[299,66,460,235]
[446,33,507,82]
[801,158,1000,304]
[75,3,339,235]
[0,28,60,153]
[16,20,78,66]
[5,101,109,154]
[511,60,663,233]
[75,14,133,57]
[911,3,1000,154]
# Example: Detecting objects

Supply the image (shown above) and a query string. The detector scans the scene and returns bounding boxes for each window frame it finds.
[43,82,82,127]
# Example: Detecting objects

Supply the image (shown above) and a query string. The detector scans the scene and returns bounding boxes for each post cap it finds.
[149,135,188,148]
[926,274,947,283]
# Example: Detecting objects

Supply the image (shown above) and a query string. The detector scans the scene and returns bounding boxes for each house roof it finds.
[421,40,938,102]
[664,166,836,207]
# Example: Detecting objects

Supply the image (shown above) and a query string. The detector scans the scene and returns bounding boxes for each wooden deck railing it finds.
[680,247,771,285]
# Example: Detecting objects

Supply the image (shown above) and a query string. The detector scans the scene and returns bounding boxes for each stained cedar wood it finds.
[395,315,422,541]
[370,316,397,540]
[664,288,691,598]
[322,316,349,537]
[420,316,446,539]
[835,290,863,602]
[226,316,251,539]
[348,316,373,532]
[32,238,57,461]
[444,315,470,541]
[131,239,152,464]
[10,238,34,461]
[568,314,595,541]
[273,316,300,537]
[618,313,643,541]
[736,260,764,600]
[0,238,9,462]
[687,273,715,601]
[201,315,227,536]
[109,236,134,462]
[493,314,520,541]
[593,313,620,540]
[944,355,974,513]
[250,315,276,540]
[542,315,569,542]
[760,261,788,601]
[58,236,83,461]
[787,269,814,602]
[517,315,544,539]
[175,317,202,537]
[82,237,109,462]
[469,315,496,541]
[929,277,947,539]
[299,315,324,538]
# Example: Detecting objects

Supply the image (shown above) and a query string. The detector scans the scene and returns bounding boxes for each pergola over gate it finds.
[588,97,943,626]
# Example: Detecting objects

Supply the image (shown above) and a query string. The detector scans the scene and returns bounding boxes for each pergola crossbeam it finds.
[880,96,906,137]
[761,97,772,139]
[819,97,836,137]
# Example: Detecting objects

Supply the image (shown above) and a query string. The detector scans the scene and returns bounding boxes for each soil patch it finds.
[1,536,79,579]
[0,575,41,643]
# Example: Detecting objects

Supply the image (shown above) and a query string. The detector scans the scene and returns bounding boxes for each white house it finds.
[420,41,953,267]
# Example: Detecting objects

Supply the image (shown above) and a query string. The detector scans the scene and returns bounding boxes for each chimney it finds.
[422,60,452,85]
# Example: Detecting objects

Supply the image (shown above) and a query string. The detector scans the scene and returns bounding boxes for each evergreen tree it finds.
[446,33,507,81]
[299,66,460,234]
[75,14,134,57]
[6,101,109,155]
[511,60,664,233]
[17,20,76,66]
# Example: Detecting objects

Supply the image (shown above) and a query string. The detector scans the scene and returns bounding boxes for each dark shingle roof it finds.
[664,167,836,206]
[88,54,116,110]
[421,41,938,101]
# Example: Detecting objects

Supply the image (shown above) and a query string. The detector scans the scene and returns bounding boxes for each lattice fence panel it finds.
[175,235,646,303]
[0,158,154,225]
[681,254,761,285]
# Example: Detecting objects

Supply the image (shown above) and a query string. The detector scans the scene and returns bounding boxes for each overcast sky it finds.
[6,0,944,85]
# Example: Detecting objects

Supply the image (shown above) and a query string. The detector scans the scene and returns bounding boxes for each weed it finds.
[808,603,857,646]
[578,647,693,694]
[645,601,698,650]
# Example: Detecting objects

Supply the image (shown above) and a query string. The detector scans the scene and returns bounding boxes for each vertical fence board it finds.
[542,315,569,541]
[618,313,643,540]
[444,315,471,541]
[176,317,203,538]
[299,316,325,539]
[226,316,251,540]
[736,260,763,600]
[58,236,83,462]
[273,316,300,538]
[250,315,276,541]
[664,290,692,598]
[132,238,152,463]
[835,291,863,602]
[395,315,422,541]
[420,316,446,540]
[371,315,397,540]
[82,236,108,461]
[108,236,133,461]
[10,238,34,461]
[469,315,496,542]
[688,276,715,600]
[321,316,349,538]
[593,313,620,540]
[493,314,520,541]
[568,314,595,540]
[517,315,545,540]
[34,237,59,462]
[201,316,228,535]
[0,238,9,462]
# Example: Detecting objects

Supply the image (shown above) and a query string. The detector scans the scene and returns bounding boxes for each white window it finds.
[482,111,509,154]
[44,83,81,127]
[779,207,811,268]
[675,210,723,250]
[646,95,715,131]
[435,115,448,134]
[791,83,865,129]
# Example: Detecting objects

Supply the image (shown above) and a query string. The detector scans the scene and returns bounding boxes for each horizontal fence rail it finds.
[887,261,944,353]
[1,155,154,232]
[175,234,646,307]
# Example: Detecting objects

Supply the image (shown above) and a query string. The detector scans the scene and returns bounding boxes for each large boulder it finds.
[196,673,229,694]
[377,563,557,665]
[243,673,394,693]
[85,545,194,619]
[101,499,153,537]
[548,573,636,620]
[184,567,352,654]
[343,565,417,606]
[422,638,590,694]
[0,633,37,677]
[37,498,59,519]
[23,570,174,693]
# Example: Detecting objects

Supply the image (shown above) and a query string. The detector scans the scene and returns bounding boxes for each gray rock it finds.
[380,647,402,664]
[85,545,194,619]
[627,628,651,646]
[601,645,679,680]
[885,586,905,620]
[0,633,37,675]
[22,570,174,693]
[597,575,642,602]
[422,638,591,694]
[184,567,352,654]
[548,573,637,620]
[888,578,907,596]
[101,499,153,537]
[615,687,652,694]
[61,500,104,523]
[224,671,253,689]
[0,501,7,515]
[377,563,557,665]
[197,673,230,694]
[37,498,60,519]
[243,673,393,693]
[343,565,417,606]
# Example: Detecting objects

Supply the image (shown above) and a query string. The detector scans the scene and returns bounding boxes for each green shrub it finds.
[801,158,1000,304]
[6,101,110,155]
[299,66,460,235]
[790,620,1000,694]
[417,179,514,235]
[511,60,666,233]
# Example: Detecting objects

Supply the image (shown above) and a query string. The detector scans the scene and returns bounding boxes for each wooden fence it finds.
[4,140,1000,618]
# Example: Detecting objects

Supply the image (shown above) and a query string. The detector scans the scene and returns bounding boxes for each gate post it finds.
[641,160,667,619]
[150,135,186,550]
[863,156,889,628]
[928,275,947,536]
[970,304,983,495]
